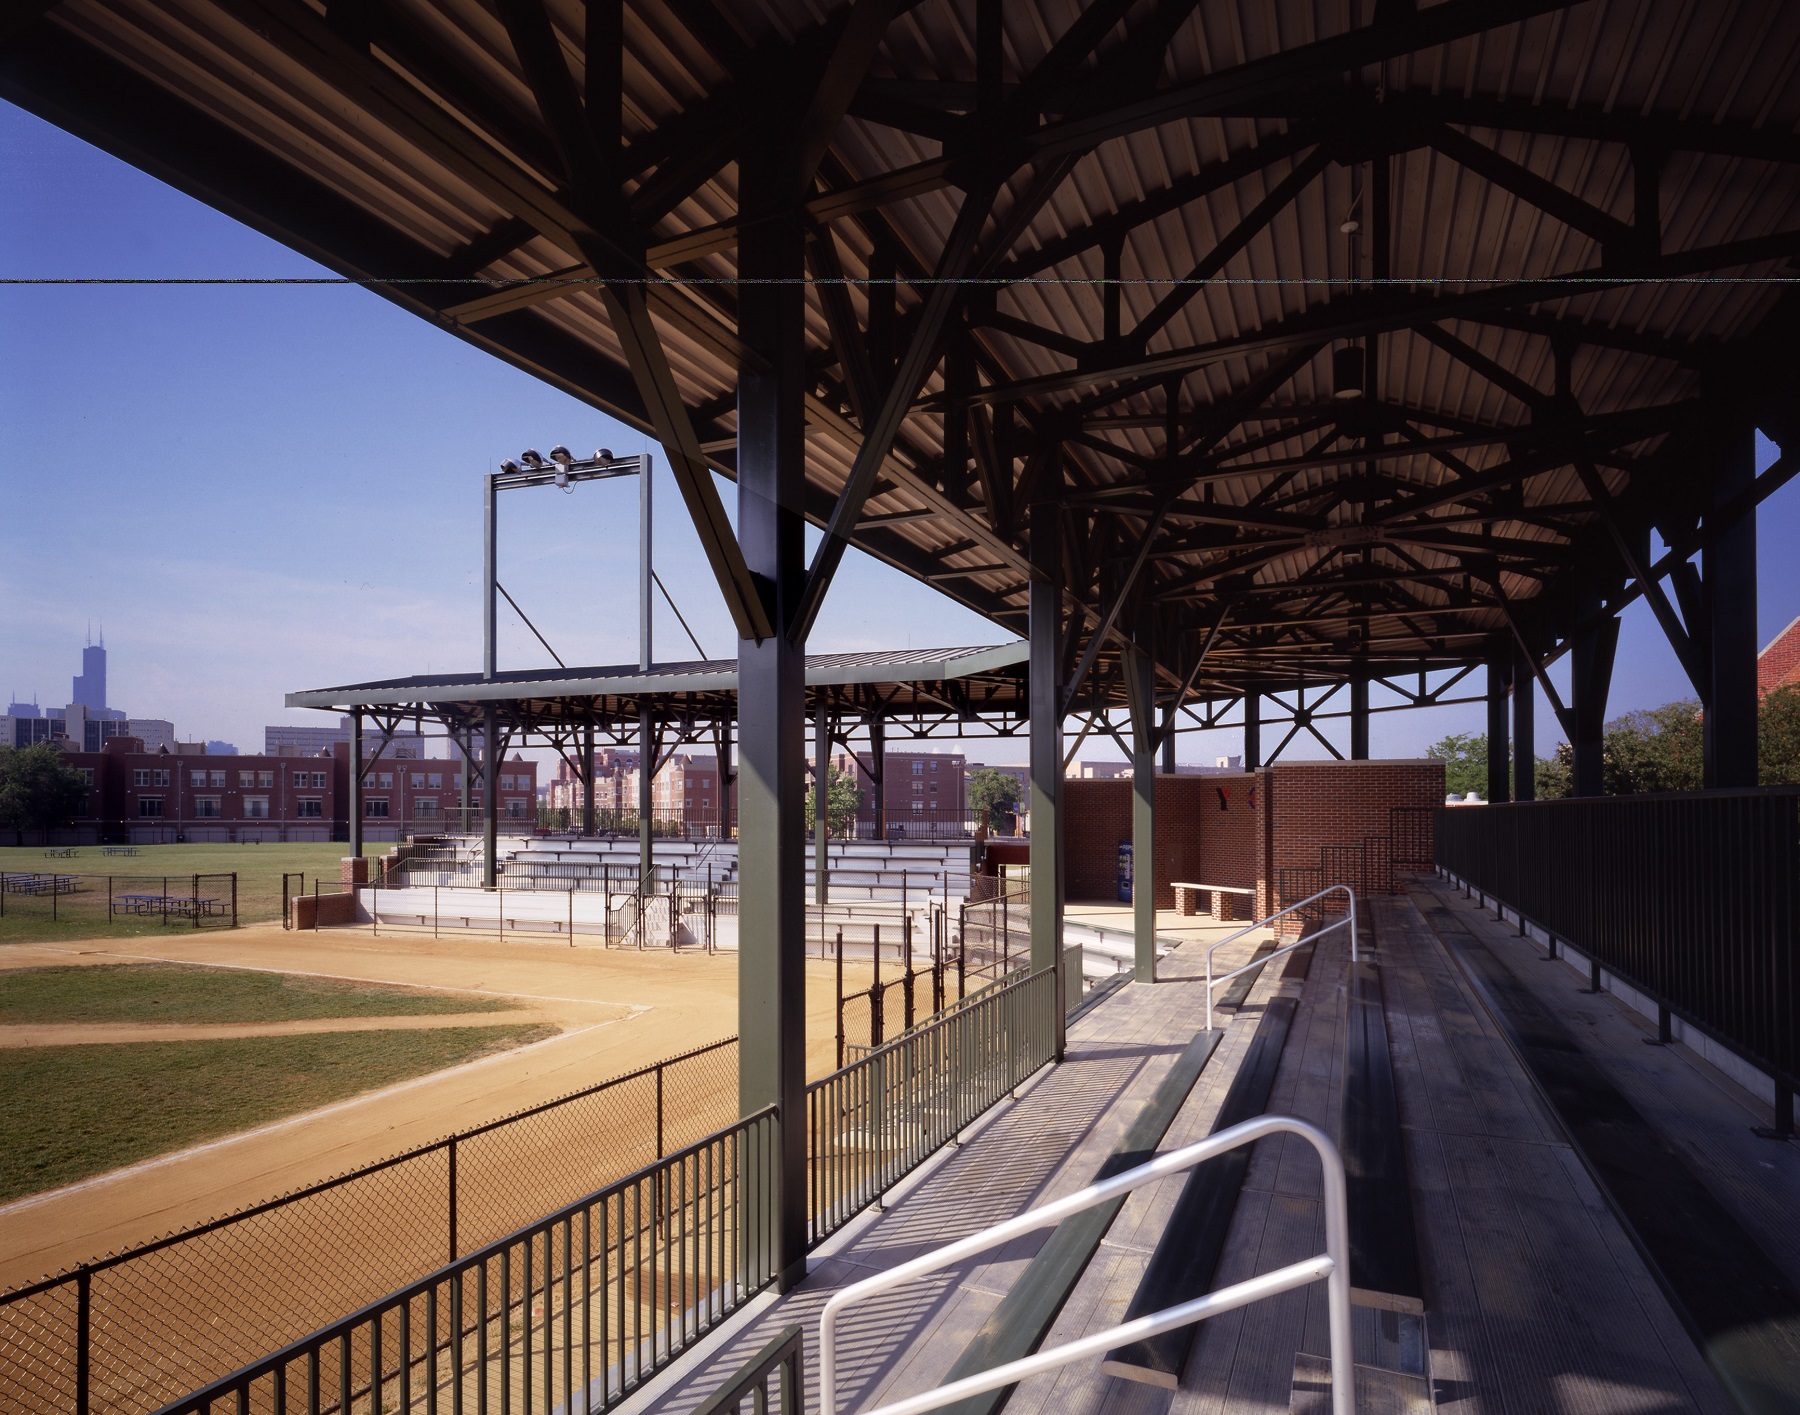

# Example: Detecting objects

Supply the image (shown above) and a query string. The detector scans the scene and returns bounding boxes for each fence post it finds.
[76,1265,91,1415]
[192,874,201,930]
[447,1135,459,1260]
[903,913,916,1031]
[656,1062,666,1156]
[835,927,845,1070]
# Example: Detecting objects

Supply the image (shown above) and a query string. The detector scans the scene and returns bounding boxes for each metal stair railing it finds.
[818,1114,1355,1415]
[1203,884,1357,1029]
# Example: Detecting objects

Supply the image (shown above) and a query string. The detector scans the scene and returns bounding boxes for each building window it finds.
[365,798,389,818]
[293,772,307,788]
[930,760,938,772]
[134,769,151,787]
[244,797,269,819]
[505,798,527,819]
[194,797,222,818]
[910,799,924,813]
[210,770,226,788]
[499,774,514,791]
[929,782,938,793]
[912,762,924,775]
[258,771,274,788]
[297,798,322,818]
[194,771,210,788]
[310,771,327,789]
[416,797,438,818]
[138,797,164,817]
[377,772,393,789]
[411,773,424,789]
[76,768,93,786]
[73,797,89,819]
[912,782,924,794]
[153,769,170,787]
[428,773,442,789]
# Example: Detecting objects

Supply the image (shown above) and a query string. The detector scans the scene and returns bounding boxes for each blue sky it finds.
[1,101,1794,768]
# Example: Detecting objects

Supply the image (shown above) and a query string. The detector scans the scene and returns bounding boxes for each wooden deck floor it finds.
[636,889,1743,1415]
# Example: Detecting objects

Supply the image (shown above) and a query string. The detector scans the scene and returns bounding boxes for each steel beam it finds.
[815,704,830,905]
[1126,646,1158,983]
[1513,644,1536,801]
[1570,600,1619,798]
[1028,497,1066,1060]
[639,706,654,889]
[1486,640,1512,803]
[1243,688,1262,770]
[1705,424,1760,787]
[871,716,887,840]
[1350,668,1370,760]
[348,709,363,861]
[734,145,810,1289]
[581,723,595,836]
[482,702,499,887]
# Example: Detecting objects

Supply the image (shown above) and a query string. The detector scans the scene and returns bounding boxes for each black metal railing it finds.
[158,1107,782,1415]
[692,1325,804,1415]
[807,965,1059,1245]
[1435,789,1800,1091]
[0,1039,738,1415]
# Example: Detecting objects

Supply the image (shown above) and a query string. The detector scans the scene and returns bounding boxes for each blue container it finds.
[1117,841,1133,902]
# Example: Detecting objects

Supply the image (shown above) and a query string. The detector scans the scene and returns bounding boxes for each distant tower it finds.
[72,625,107,711]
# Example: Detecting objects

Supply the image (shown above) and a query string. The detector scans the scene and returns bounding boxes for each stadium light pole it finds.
[483,450,652,887]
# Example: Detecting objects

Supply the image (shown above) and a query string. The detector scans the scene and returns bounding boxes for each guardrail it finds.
[158,1106,782,1415]
[818,1114,1354,1415]
[692,1325,804,1415]
[1434,789,1800,1096]
[1204,885,1356,1028]
[808,965,1058,1246]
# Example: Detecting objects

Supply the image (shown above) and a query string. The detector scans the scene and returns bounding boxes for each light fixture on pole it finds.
[1332,345,1366,400]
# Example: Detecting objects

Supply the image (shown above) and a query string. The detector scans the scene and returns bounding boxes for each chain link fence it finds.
[0,1038,736,1415]
[0,872,238,933]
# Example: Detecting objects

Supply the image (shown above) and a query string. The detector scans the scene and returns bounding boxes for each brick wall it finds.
[1759,616,1800,695]
[1060,759,1442,908]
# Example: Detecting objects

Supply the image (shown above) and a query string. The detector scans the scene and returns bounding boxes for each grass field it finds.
[0,963,513,1025]
[0,1024,556,1201]
[0,840,388,943]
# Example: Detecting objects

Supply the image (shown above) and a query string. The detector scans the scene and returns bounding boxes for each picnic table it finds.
[42,847,77,858]
[103,845,140,857]
[6,873,78,895]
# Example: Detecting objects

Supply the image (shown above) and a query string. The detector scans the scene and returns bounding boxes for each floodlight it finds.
[596,448,615,461]
[520,449,545,467]
[499,459,522,474]
[549,445,573,463]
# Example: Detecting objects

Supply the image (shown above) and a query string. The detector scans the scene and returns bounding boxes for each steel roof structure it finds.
[287,642,1037,740]
[6,0,1798,721]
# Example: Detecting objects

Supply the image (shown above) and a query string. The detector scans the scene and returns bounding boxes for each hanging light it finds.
[1332,345,1366,400]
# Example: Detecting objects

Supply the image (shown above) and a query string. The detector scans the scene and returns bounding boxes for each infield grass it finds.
[0,1025,557,1201]
[0,964,511,1026]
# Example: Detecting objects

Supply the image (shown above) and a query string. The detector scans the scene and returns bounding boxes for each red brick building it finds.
[331,742,536,841]
[1758,616,1800,696]
[832,748,967,837]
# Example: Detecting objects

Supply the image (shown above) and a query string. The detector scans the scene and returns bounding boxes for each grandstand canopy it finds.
[287,643,1035,740]
[8,0,1798,708]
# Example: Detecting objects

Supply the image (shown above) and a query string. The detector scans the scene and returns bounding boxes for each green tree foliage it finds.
[805,766,863,836]
[967,768,1022,832]
[0,745,90,843]
[1761,686,1800,786]
[1535,743,1572,799]
[1424,732,1488,798]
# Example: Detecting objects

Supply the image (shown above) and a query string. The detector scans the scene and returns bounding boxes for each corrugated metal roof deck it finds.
[6,1,1798,702]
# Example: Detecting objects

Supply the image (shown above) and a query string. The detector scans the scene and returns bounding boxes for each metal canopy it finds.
[7,2,1800,704]
[285,642,1036,738]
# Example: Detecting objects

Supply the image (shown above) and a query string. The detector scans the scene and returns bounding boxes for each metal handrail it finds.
[818,1114,1354,1415]
[1203,884,1357,1030]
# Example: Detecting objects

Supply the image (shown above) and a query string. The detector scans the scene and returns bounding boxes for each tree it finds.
[968,768,1022,833]
[1425,732,1488,799]
[805,765,863,836]
[1535,743,1572,799]
[1601,700,1703,794]
[0,744,89,844]
[1761,685,1800,786]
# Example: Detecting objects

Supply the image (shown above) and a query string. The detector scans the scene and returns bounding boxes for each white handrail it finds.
[1203,885,1357,1030]
[819,1114,1354,1415]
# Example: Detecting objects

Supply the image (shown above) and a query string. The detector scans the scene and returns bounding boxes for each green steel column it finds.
[639,706,653,892]
[1242,686,1261,769]
[1705,424,1758,787]
[736,151,808,1288]
[1512,644,1537,801]
[581,723,595,836]
[348,709,363,861]
[482,703,498,888]
[458,724,473,831]
[1486,638,1512,803]
[1349,666,1370,760]
[1028,494,1066,1058]
[814,704,829,904]
[870,715,886,840]
[1127,647,1157,982]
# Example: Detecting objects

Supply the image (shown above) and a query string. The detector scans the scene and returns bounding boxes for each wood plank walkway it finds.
[637,888,1738,1415]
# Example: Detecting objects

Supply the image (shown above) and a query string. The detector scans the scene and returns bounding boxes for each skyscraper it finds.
[72,629,106,711]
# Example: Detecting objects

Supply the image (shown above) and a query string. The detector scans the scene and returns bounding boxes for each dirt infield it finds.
[0,926,862,1292]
